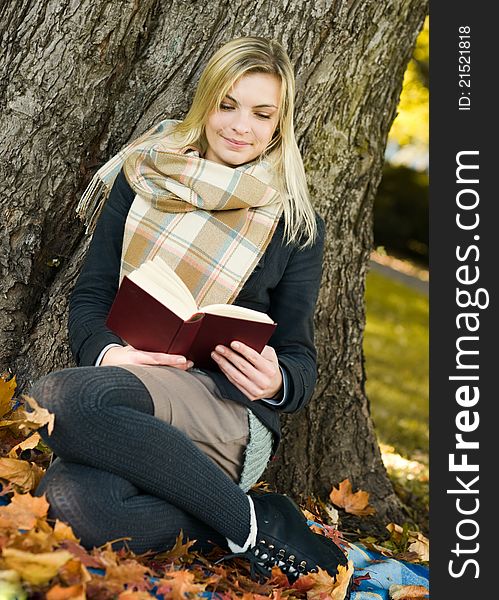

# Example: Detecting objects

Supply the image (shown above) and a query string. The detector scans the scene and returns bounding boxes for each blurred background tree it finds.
[374,17,429,266]
[364,17,429,530]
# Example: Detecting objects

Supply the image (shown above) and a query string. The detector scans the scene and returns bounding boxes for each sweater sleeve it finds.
[68,169,134,366]
[266,213,326,413]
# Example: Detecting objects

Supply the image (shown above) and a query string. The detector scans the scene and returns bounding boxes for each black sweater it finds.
[68,169,326,451]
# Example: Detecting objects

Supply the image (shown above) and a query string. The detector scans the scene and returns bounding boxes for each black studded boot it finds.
[219,492,349,588]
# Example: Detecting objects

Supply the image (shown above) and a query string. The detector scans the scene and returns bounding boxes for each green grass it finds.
[364,269,429,528]
[364,269,428,459]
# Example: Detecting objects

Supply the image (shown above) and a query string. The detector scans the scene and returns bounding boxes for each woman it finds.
[33,37,348,583]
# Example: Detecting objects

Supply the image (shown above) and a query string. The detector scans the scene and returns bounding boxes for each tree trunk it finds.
[0,0,427,533]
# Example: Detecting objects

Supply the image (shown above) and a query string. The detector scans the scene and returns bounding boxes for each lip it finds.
[222,136,251,148]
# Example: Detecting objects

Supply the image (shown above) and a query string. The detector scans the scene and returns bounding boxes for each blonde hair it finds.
[170,37,318,248]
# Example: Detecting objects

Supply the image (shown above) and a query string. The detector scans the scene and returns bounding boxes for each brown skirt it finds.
[115,365,249,483]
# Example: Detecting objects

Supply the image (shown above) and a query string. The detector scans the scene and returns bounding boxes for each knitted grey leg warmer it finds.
[31,367,251,547]
[36,458,226,552]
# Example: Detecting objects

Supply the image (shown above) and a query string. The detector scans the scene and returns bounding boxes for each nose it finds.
[230,111,251,134]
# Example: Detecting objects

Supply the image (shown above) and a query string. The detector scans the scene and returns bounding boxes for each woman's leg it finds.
[31,367,251,547]
[36,458,226,553]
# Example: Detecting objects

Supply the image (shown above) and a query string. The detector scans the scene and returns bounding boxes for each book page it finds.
[202,303,274,323]
[128,258,198,320]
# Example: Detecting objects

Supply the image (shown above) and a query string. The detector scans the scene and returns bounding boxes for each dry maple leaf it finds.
[0,492,49,530]
[329,479,376,517]
[0,457,45,493]
[154,530,197,563]
[2,547,73,585]
[156,568,207,600]
[19,395,55,435]
[305,561,354,600]
[389,583,429,599]
[104,560,152,591]
[0,375,16,419]
[46,583,87,600]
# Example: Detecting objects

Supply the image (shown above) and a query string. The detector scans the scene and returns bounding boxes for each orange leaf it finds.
[0,492,49,530]
[389,584,429,599]
[57,557,91,586]
[329,479,376,516]
[0,374,16,418]
[46,583,86,600]
[306,562,354,600]
[156,569,207,600]
[0,457,45,493]
[53,520,79,543]
[154,530,196,562]
[292,573,316,593]
[104,560,151,591]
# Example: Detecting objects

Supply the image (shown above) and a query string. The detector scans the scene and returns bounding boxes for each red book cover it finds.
[106,276,277,369]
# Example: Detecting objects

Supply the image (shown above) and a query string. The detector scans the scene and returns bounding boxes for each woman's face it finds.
[204,72,281,167]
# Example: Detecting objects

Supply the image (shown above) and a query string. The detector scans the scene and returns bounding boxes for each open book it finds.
[106,256,277,369]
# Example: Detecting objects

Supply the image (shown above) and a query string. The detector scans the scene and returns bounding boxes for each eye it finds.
[256,113,272,120]
[220,103,234,110]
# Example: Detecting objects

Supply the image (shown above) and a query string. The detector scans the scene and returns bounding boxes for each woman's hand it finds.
[211,341,282,401]
[101,345,194,370]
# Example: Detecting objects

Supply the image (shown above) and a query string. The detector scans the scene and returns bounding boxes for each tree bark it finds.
[0,0,427,532]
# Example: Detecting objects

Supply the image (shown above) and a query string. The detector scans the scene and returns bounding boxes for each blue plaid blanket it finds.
[347,542,429,598]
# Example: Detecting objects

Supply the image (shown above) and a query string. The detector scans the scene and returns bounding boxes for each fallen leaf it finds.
[306,561,354,600]
[53,520,79,543]
[389,583,429,599]
[0,457,45,492]
[7,526,58,554]
[308,562,354,600]
[156,569,207,600]
[0,375,16,419]
[154,530,196,562]
[46,583,86,600]
[0,492,49,530]
[330,479,376,517]
[324,502,340,526]
[58,558,91,586]
[8,432,41,458]
[118,592,156,599]
[267,565,290,587]
[2,547,73,585]
[292,574,316,593]
[19,395,55,435]
[59,540,105,569]
[104,560,151,591]
[302,508,324,534]
[385,524,430,562]
[408,533,429,562]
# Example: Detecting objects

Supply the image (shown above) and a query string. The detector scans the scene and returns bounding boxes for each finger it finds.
[211,351,267,399]
[131,351,192,368]
[228,341,266,367]
[214,345,264,382]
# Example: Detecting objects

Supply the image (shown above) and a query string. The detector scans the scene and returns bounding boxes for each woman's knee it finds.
[30,368,88,414]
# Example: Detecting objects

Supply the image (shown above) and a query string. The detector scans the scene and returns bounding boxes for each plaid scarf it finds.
[77,119,283,307]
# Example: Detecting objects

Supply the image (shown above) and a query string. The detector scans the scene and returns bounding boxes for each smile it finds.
[222,136,251,148]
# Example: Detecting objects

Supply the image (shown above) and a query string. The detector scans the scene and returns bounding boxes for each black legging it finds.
[32,366,251,553]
